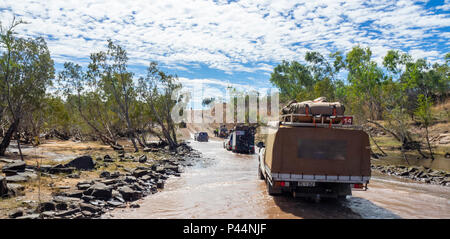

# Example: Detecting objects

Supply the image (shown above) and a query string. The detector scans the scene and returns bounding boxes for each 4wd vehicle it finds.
[258,99,370,201]
[195,132,209,142]
[223,134,233,150]
[230,125,255,154]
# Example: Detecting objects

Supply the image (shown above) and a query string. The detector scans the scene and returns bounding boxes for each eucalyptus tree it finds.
[138,62,181,150]
[58,62,123,150]
[87,40,139,152]
[0,19,54,156]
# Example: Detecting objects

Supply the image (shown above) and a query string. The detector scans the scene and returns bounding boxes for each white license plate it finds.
[298,181,315,187]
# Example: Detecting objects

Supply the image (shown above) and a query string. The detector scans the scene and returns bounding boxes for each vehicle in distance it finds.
[258,120,370,200]
[231,125,255,154]
[194,132,209,142]
[223,133,233,150]
[218,124,229,138]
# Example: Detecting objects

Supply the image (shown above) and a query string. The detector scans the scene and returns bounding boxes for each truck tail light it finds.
[352,183,363,189]
[275,181,289,187]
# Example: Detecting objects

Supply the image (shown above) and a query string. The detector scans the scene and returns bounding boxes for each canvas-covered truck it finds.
[258,98,370,200]
[231,125,256,154]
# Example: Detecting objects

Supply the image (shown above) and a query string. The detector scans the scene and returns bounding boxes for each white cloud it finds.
[0,0,448,75]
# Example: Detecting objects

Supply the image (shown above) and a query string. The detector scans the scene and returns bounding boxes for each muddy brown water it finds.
[105,140,450,219]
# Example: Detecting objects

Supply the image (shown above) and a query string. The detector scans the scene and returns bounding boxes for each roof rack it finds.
[279,113,362,130]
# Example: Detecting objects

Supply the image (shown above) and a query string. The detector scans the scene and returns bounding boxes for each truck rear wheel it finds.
[267,181,282,195]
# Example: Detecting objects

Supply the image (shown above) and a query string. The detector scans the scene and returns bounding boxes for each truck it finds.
[231,125,255,154]
[218,125,229,138]
[257,119,370,201]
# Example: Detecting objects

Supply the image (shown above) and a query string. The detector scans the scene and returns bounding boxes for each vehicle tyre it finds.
[267,181,281,196]
[258,164,264,180]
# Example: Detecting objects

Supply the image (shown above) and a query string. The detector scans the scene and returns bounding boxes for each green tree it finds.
[138,62,181,150]
[0,19,54,156]
[269,60,315,102]
[87,40,140,152]
[414,94,434,160]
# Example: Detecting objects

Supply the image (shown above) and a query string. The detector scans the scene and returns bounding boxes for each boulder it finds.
[56,201,68,211]
[118,186,142,201]
[6,175,28,183]
[132,169,150,178]
[65,190,84,198]
[99,171,111,178]
[38,201,56,212]
[2,161,26,176]
[0,176,8,197]
[79,202,101,213]
[85,182,112,200]
[8,209,24,218]
[65,156,95,170]
[7,183,25,196]
[138,155,147,163]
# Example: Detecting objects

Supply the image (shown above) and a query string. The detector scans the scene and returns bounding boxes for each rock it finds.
[52,196,82,205]
[123,176,137,183]
[56,201,68,211]
[141,175,152,181]
[107,200,124,207]
[81,210,93,218]
[85,182,112,200]
[7,183,25,196]
[68,173,80,178]
[55,208,80,217]
[37,165,52,172]
[9,209,24,218]
[0,176,8,197]
[16,214,40,219]
[2,161,26,176]
[79,202,101,213]
[41,211,56,218]
[118,186,142,201]
[49,164,75,174]
[81,195,95,202]
[104,158,115,163]
[65,190,84,198]
[0,158,15,164]
[38,201,56,212]
[156,179,164,189]
[65,156,95,170]
[110,171,121,178]
[99,171,111,178]
[101,179,117,185]
[130,203,140,208]
[77,183,91,190]
[138,155,147,163]
[6,175,28,183]
[133,169,149,178]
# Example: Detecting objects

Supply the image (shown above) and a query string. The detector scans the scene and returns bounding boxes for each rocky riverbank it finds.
[0,142,201,219]
[371,164,450,186]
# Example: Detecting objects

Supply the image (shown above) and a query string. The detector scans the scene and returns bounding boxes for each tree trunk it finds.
[366,128,387,156]
[16,132,24,161]
[0,119,19,156]
[425,127,434,161]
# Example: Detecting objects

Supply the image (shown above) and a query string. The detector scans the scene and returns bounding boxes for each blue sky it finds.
[0,0,449,107]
